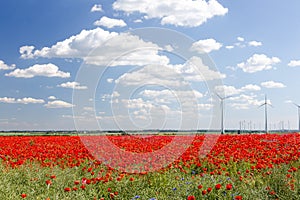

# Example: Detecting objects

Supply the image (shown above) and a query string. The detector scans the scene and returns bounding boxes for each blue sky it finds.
[0,0,300,131]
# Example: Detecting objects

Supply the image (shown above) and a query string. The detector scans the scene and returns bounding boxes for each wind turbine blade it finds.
[215,93,222,100]
[258,103,266,108]
[293,102,300,107]
[224,95,234,99]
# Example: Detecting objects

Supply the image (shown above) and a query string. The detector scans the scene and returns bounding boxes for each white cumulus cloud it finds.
[240,84,261,92]
[107,78,114,83]
[190,38,222,53]
[94,16,127,28]
[133,19,143,23]
[0,60,16,70]
[19,28,169,67]
[225,45,234,50]
[140,89,203,105]
[44,100,74,108]
[172,56,226,82]
[58,81,88,90]
[91,4,103,12]
[0,97,44,104]
[115,64,184,87]
[19,28,118,59]
[248,41,262,47]
[17,97,45,104]
[215,85,240,96]
[237,37,244,42]
[48,96,57,100]
[0,97,15,103]
[288,60,300,67]
[215,84,261,97]
[116,56,226,87]
[237,54,280,73]
[5,63,70,78]
[112,0,228,27]
[229,94,265,109]
[19,46,35,59]
[261,81,286,88]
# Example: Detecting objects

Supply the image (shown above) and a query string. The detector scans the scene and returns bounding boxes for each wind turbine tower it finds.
[293,103,300,132]
[216,93,231,134]
[259,95,272,133]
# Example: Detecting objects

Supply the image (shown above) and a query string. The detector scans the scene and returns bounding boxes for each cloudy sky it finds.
[0,0,300,131]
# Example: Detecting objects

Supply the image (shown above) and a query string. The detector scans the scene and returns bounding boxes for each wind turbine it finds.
[216,93,231,134]
[259,95,272,133]
[293,103,300,132]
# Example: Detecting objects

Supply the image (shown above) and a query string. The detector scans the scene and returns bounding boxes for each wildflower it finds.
[215,183,222,190]
[187,195,196,200]
[197,184,203,189]
[207,187,212,193]
[88,167,92,172]
[86,179,91,184]
[202,190,207,195]
[226,184,232,190]
[64,187,71,192]
[74,180,80,185]
[50,175,56,179]
[81,178,87,184]
[269,191,276,195]
[21,193,27,198]
[80,185,86,190]
[235,195,242,200]
[45,180,52,186]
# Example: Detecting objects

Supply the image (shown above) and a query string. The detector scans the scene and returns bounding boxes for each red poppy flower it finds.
[215,184,221,190]
[187,195,196,200]
[235,195,242,200]
[226,184,232,190]
[207,187,212,193]
[45,180,52,185]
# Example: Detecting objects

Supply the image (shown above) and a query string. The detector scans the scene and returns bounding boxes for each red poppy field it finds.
[0,133,299,199]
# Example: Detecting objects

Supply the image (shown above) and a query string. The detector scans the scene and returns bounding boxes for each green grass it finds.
[0,160,299,200]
